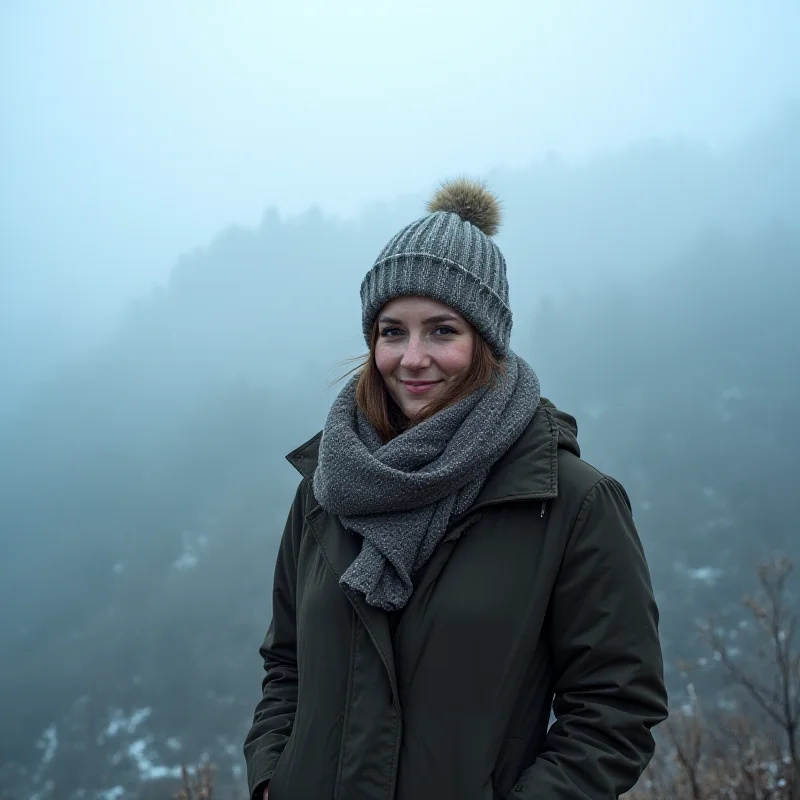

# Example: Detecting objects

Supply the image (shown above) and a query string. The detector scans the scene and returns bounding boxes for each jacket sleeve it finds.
[243,479,306,799]
[512,476,668,799]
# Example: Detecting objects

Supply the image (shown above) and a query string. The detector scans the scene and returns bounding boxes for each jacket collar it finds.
[286,430,322,479]
[285,399,578,508]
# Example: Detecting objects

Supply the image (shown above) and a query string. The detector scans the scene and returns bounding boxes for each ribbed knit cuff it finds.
[360,253,512,358]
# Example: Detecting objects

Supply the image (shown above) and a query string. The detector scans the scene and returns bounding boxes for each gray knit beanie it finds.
[360,178,512,358]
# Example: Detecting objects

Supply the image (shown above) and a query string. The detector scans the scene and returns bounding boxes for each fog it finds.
[3,0,800,412]
[1,2,799,797]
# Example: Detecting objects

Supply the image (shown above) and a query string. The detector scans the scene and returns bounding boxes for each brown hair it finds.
[351,321,504,442]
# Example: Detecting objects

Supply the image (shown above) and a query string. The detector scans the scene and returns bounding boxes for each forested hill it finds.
[0,111,798,798]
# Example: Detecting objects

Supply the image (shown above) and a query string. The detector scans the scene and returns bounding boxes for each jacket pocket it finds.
[265,732,295,800]
[491,736,527,799]
[481,778,500,800]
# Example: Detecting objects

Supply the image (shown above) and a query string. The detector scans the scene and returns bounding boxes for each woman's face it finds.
[374,296,476,419]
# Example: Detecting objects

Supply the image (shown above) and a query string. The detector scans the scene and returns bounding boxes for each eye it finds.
[433,325,457,336]
[380,327,404,337]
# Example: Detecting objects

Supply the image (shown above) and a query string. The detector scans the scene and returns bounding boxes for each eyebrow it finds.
[378,314,461,325]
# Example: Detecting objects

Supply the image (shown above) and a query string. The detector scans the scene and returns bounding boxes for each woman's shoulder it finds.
[533,400,630,509]
[557,447,615,496]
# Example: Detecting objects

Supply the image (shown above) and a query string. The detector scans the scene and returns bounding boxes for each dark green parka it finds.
[244,401,668,799]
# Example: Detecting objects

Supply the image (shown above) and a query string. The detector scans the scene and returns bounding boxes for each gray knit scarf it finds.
[312,352,541,611]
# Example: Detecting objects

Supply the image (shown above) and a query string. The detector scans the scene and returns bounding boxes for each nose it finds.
[400,333,431,370]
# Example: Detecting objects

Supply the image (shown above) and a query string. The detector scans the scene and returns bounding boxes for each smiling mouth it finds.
[401,380,442,394]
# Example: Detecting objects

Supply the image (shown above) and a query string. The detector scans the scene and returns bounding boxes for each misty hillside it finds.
[0,114,799,799]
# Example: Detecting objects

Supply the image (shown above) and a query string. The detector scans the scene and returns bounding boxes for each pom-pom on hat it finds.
[360,178,512,358]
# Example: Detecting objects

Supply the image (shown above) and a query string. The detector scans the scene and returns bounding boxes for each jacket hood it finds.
[286,398,580,507]
[543,398,580,459]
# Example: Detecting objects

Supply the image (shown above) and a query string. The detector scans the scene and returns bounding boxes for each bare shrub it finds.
[627,558,798,798]
[174,763,216,800]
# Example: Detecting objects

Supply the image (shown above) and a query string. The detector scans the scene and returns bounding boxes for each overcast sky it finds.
[2,0,799,393]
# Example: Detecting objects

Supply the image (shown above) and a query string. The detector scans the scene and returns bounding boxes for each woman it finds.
[243,179,668,799]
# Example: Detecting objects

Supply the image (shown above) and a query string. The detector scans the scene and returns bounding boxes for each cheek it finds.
[440,340,474,375]
[374,344,398,379]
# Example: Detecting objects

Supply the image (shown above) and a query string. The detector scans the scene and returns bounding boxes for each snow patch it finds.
[128,738,182,781]
[97,787,125,800]
[674,561,724,586]
[30,780,54,800]
[32,725,58,787]
[37,725,58,768]
[105,707,152,738]
[688,566,724,585]
[174,551,198,571]
[173,529,210,571]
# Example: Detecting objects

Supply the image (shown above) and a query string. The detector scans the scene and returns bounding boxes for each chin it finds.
[405,396,441,419]
[404,403,427,418]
